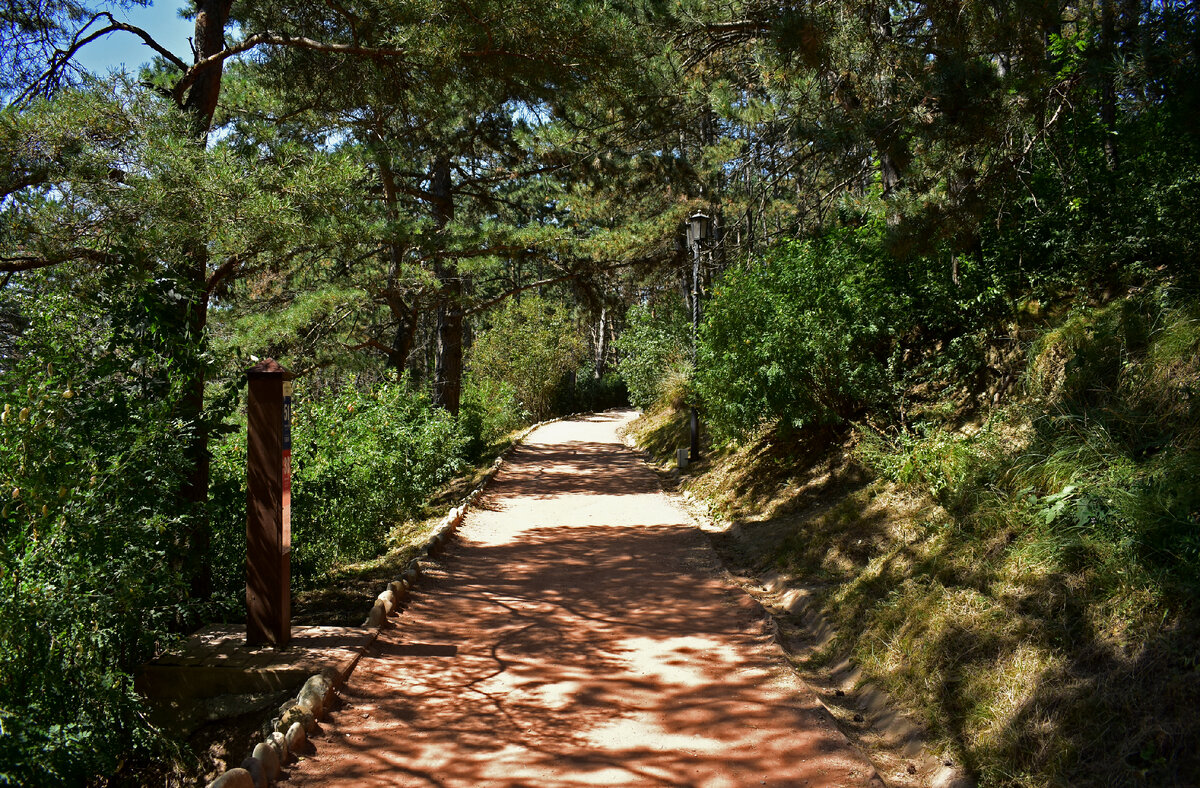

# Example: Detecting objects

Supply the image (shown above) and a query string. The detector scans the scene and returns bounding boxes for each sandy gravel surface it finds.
[284,411,883,787]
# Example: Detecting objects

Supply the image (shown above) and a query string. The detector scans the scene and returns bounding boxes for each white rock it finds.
[365,600,387,628]
[252,742,279,782]
[209,768,255,788]
[932,766,975,788]
[302,673,334,707]
[239,756,266,788]
[297,685,323,718]
[267,731,288,764]
[284,721,307,754]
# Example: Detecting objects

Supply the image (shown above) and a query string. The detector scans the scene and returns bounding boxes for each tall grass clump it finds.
[1020,292,1200,590]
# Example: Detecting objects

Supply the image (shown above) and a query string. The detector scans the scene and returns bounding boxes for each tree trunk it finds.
[387,297,418,374]
[176,0,234,601]
[377,150,419,378]
[1100,0,1120,171]
[594,305,607,379]
[434,294,463,414]
[180,248,213,600]
[184,0,234,137]
[429,156,464,414]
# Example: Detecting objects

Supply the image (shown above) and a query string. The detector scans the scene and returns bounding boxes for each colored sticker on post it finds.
[282,381,292,555]
[282,451,291,555]
[281,382,292,452]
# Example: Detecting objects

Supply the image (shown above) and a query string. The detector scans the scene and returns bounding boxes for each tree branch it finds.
[462,256,655,317]
[173,31,410,103]
[16,12,187,104]
[345,338,396,355]
[205,254,242,295]
[0,249,111,273]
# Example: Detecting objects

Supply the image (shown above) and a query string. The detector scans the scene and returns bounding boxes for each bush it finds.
[459,376,526,459]
[614,300,691,410]
[467,297,586,422]
[695,226,908,439]
[859,287,1200,591]
[0,275,198,784]
[210,379,466,587]
[555,361,628,415]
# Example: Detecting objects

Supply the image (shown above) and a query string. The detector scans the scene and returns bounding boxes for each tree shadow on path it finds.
[285,412,883,788]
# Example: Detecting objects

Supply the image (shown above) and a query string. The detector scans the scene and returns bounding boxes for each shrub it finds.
[695,226,908,439]
[210,379,466,587]
[555,361,628,415]
[843,289,1200,785]
[859,287,1200,591]
[0,276,197,784]
[467,297,586,422]
[614,300,691,410]
[460,376,525,459]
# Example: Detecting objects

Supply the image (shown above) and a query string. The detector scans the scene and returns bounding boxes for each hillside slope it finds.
[629,290,1200,788]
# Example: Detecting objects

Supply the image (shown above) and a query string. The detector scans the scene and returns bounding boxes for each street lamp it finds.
[685,212,713,463]
[688,212,713,248]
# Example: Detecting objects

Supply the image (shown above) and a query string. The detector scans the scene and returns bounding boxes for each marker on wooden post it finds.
[246,358,294,647]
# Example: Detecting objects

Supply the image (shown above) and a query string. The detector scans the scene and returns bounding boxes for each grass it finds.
[641,287,1200,787]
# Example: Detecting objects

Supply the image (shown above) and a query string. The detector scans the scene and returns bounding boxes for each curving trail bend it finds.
[284,410,883,788]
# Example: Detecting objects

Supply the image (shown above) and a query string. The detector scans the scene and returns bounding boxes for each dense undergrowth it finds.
[631,285,1200,787]
[209,379,468,589]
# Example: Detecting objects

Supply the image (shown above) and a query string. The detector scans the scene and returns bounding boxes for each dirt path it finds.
[284,411,884,787]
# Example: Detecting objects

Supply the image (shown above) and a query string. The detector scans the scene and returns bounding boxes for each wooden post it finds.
[245,359,293,647]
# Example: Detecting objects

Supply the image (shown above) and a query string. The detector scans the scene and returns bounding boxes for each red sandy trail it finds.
[284,411,883,788]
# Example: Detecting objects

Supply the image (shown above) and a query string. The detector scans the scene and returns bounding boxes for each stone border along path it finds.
[271,410,885,788]
[205,420,554,788]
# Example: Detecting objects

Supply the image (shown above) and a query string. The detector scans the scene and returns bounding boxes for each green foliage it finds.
[696,226,909,438]
[860,288,1200,592]
[857,415,1011,513]
[467,296,586,423]
[558,362,628,415]
[0,273,196,784]
[699,289,1200,788]
[1,0,1197,783]
[1022,293,1200,586]
[834,293,1200,787]
[460,376,525,458]
[614,300,691,411]
[210,379,466,587]
[977,8,1200,297]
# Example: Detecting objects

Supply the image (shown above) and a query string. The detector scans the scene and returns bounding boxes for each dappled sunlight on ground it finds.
[283,411,881,788]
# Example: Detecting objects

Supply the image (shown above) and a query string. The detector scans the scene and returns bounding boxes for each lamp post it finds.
[686,212,713,463]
